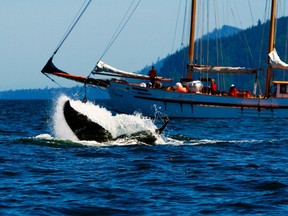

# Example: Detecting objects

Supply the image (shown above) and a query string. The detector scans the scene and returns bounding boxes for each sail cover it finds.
[94,61,142,77]
[189,64,257,74]
[93,61,172,82]
[269,48,288,70]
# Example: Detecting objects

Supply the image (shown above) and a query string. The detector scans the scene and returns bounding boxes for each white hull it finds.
[107,81,288,118]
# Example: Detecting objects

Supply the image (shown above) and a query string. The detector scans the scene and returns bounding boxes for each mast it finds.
[265,0,277,98]
[188,0,197,79]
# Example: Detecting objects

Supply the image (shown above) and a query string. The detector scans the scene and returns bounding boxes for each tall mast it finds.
[265,0,277,98]
[188,0,197,79]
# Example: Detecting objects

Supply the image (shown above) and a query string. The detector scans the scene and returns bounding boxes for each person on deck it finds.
[148,66,157,87]
[228,84,237,97]
[211,79,217,95]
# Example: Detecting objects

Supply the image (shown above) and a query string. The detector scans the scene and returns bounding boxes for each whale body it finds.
[63,100,169,144]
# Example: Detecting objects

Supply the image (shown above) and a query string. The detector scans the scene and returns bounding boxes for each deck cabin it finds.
[273,81,288,98]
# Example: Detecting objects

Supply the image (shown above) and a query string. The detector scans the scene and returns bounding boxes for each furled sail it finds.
[188,64,258,74]
[93,60,172,82]
[93,60,142,76]
[269,48,288,70]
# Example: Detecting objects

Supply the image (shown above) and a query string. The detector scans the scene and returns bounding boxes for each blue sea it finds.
[1,96,288,215]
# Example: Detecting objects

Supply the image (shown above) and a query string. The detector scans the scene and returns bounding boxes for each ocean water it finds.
[1,96,288,215]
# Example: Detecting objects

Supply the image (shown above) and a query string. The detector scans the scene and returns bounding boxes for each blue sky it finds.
[0,0,287,91]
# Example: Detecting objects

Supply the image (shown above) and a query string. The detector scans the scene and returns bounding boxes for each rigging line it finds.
[42,73,64,88]
[206,0,210,65]
[100,0,139,61]
[285,19,288,64]
[97,0,142,62]
[181,0,188,47]
[180,0,188,78]
[281,0,288,67]
[56,1,87,48]
[242,31,254,62]
[171,0,182,53]
[200,1,204,65]
[229,1,254,63]
[213,0,219,65]
[195,1,202,65]
[53,0,92,57]
[257,0,269,68]
[248,0,254,26]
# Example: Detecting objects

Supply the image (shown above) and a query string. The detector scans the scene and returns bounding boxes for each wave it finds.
[22,132,283,148]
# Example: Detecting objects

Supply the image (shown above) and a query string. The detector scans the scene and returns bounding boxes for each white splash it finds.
[35,133,54,140]
[53,95,78,141]
[51,95,166,145]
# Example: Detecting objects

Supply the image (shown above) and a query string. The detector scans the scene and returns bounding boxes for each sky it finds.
[0,0,287,91]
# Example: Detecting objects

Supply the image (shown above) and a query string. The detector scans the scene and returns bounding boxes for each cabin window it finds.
[280,84,287,94]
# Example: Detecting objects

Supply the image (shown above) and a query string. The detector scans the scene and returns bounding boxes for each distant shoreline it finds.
[0,86,109,100]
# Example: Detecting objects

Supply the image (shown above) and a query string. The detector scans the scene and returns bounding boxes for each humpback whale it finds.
[63,100,169,144]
